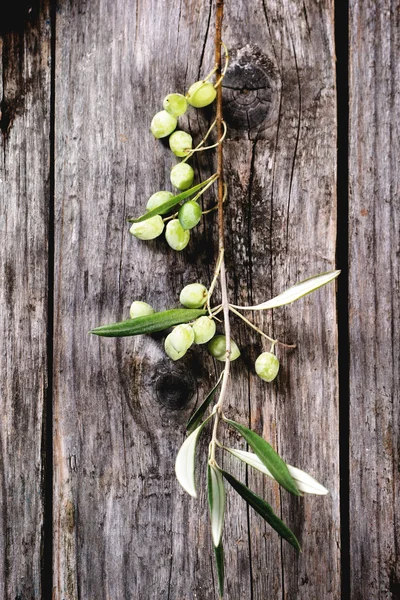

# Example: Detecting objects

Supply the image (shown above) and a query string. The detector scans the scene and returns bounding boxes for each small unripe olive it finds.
[169,131,193,157]
[163,93,188,117]
[164,324,195,361]
[165,219,190,251]
[208,335,241,362]
[146,191,174,213]
[129,301,154,319]
[255,352,280,382]
[150,110,177,138]
[192,316,216,344]
[129,215,164,240]
[178,200,202,230]
[179,283,208,308]
[170,163,194,190]
[186,81,217,108]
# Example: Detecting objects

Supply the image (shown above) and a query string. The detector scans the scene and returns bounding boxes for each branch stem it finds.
[210,0,230,464]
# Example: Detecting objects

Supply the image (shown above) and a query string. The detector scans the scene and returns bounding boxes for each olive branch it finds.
[90,1,340,596]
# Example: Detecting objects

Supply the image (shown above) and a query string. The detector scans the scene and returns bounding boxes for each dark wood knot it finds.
[155,363,196,410]
[222,45,279,137]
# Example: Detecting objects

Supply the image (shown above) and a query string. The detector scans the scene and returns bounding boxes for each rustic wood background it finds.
[0,0,398,598]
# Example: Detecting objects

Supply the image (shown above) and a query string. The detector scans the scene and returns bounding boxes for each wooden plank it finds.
[220,2,340,599]
[53,0,339,598]
[349,2,400,598]
[0,3,51,598]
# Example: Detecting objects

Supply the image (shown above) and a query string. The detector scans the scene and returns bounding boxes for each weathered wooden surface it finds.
[349,1,400,598]
[52,0,339,598]
[3,1,400,598]
[0,2,51,598]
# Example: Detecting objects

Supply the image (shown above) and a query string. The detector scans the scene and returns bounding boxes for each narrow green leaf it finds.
[224,418,301,496]
[128,176,217,223]
[207,463,226,547]
[175,416,211,497]
[232,270,340,310]
[224,447,329,495]
[222,470,301,553]
[186,372,224,433]
[214,541,224,598]
[90,308,206,338]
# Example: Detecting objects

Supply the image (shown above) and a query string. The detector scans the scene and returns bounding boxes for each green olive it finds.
[255,352,280,382]
[164,324,195,360]
[192,316,216,344]
[129,301,154,319]
[186,81,217,108]
[178,201,202,230]
[163,93,188,117]
[169,131,193,157]
[179,283,208,308]
[170,163,194,190]
[129,215,164,240]
[146,191,174,213]
[165,219,191,251]
[208,335,241,362]
[150,110,177,138]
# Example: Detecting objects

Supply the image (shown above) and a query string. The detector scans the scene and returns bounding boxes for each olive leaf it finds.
[231,269,340,310]
[128,175,218,223]
[224,447,329,495]
[208,463,226,547]
[223,418,301,496]
[214,541,224,599]
[186,372,224,433]
[222,470,301,553]
[175,416,211,497]
[90,308,206,338]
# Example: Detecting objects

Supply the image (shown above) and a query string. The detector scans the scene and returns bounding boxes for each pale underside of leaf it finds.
[224,447,329,495]
[231,270,340,310]
[175,417,210,497]
[208,464,226,547]
[224,418,301,496]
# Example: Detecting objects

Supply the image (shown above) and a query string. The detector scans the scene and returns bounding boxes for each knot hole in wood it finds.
[222,44,279,139]
[155,363,196,410]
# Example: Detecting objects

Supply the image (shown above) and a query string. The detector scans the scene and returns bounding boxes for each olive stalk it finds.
[228,305,296,349]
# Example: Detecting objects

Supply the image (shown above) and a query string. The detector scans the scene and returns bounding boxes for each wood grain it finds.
[349,2,400,598]
[53,0,339,598]
[0,2,51,598]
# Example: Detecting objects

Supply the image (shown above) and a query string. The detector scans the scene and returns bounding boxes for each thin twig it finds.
[182,119,217,163]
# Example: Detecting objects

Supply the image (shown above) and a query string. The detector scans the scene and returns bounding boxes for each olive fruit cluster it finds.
[130,295,279,381]
[150,81,217,140]
[129,191,202,252]
[163,283,241,362]
[129,283,242,363]
[165,283,214,360]
[130,79,217,252]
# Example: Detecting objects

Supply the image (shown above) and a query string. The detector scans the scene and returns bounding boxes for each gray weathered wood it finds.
[53,0,339,598]
[0,4,51,598]
[349,2,400,598]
